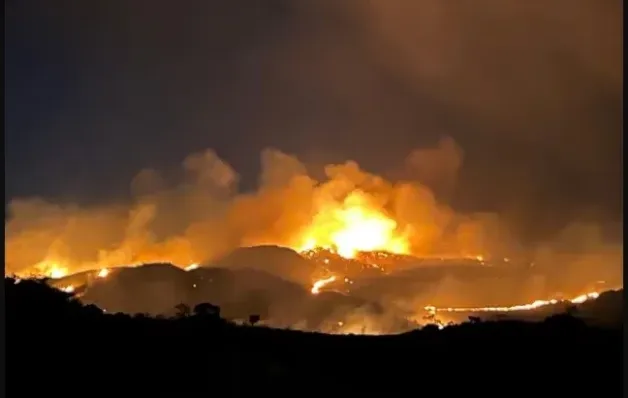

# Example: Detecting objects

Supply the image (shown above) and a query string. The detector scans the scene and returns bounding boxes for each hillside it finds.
[50,262,412,332]
[7,277,621,396]
[213,245,320,285]
[44,256,621,333]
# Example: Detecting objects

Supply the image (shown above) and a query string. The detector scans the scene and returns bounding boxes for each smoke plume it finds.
[6,136,621,299]
[6,137,494,275]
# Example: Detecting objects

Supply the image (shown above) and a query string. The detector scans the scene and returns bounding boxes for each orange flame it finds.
[97,268,110,278]
[425,291,601,316]
[298,191,409,259]
[60,285,75,293]
[311,276,337,295]
[185,263,199,271]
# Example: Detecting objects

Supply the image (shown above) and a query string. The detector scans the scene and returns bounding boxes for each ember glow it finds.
[32,261,70,279]
[311,276,337,295]
[425,291,601,316]
[49,267,68,279]
[97,268,110,278]
[60,285,75,293]
[185,263,199,272]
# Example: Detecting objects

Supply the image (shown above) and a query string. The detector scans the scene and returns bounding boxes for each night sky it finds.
[5,1,622,242]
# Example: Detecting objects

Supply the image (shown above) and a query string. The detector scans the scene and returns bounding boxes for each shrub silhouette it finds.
[193,302,221,318]
[175,303,191,318]
[249,314,261,326]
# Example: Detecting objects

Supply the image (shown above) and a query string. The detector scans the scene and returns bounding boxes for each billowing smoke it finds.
[6,1,621,332]
[5,137,622,327]
[6,136,498,276]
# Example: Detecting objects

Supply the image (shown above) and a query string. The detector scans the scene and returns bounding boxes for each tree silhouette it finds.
[249,314,260,326]
[193,302,221,318]
[565,304,579,317]
[175,303,191,318]
[422,324,440,333]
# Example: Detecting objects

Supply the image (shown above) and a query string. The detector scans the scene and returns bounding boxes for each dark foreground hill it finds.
[49,262,414,332]
[7,278,621,396]
[73,263,308,319]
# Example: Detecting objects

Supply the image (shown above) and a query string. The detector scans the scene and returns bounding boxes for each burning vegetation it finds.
[5,138,494,277]
[4,141,622,333]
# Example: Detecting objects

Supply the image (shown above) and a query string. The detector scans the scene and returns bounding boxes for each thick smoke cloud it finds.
[6,1,621,234]
[6,139,622,305]
[406,136,464,197]
[7,138,499,275]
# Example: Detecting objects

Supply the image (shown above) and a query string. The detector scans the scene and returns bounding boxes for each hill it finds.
[213,245,320,285]
[51,262,411,331]
[473,289,624,327]
[45,259,621,333]
[7,277,621,396]
[71,263,308,319]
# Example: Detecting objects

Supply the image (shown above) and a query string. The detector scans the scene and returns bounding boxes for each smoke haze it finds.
[5,1,622,323]
[6,138,488,274]
[6,139,622,294]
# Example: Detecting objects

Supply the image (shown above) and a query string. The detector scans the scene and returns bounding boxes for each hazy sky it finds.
[5,1,622,241]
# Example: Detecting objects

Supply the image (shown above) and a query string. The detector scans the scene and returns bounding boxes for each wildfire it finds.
[60,285,75,293]
[424,292,601,316]
[97,268,110,278]
[20,258,201,280]
[50,267,69,279]
[311,276,337,295]
[185,263,199,271]
[298,191,409,259]
[34,263,70,279]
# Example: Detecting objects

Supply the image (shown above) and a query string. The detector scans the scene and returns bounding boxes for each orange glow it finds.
[60,285,75,293]
[298,191,409,259]
[311,276,337,294]
[425,291,601,316]
[97,268,110,278]
[185,263,199,271]
[33,261,70,279]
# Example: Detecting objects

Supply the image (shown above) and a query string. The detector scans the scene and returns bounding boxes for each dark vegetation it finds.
[49,262,415,332]
[45,250,620,334]
[45,246,620,331]
[8,277,622,396]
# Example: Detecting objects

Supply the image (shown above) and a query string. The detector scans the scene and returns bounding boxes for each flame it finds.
[424,291,601,316]
[60,285,75,293]
[24,259,73,279]
[45,265,69,279]
[185,263,199,271]
[298,191,409,259]
[97,268,110,278]
[311,276,337,295]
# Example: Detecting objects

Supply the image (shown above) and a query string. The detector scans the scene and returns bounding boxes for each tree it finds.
[249,314,260,326]
[193,302,221,318]
[175,303,191,318]
[422,324,440,333]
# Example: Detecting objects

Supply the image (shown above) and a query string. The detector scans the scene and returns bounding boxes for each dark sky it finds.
[5,1,622,241]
